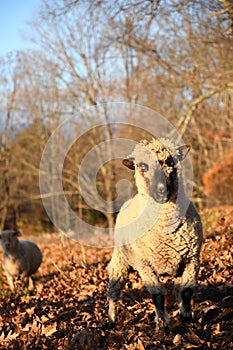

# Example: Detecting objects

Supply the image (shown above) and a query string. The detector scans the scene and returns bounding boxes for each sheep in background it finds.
[0,230,42,291]
[108,138,202,329]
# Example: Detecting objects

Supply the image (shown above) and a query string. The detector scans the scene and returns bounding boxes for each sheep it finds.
[107,138,203,329]
[0,230,42,291]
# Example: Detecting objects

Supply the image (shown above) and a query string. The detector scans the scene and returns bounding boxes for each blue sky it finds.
[0,0,42,56]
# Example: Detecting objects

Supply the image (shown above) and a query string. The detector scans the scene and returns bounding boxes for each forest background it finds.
[0,0,232,234]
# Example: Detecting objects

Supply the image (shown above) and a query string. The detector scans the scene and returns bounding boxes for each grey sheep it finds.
[108,138,203,328]
[0,230,42,291]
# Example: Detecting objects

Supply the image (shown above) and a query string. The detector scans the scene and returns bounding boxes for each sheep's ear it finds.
[122,157,135,170]
[177,144,191,161]
[13,230,21,237]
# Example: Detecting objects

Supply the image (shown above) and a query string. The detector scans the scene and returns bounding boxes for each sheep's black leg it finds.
[152,292,165,316]
[107,250,129,324]
[176,258,199,322]
[152,292,169,330]
[108,277,127,323]
[136,264,169,328]
[180,287,193,322]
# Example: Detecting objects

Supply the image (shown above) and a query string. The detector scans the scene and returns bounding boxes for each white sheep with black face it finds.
[0,230,42,291]
[107,138,203,329]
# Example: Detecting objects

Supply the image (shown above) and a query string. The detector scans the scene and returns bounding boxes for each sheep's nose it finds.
[157,183,166,195]
[5,242,10,250]
[154,182,169,203]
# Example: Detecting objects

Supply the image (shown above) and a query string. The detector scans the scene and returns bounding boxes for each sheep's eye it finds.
[163,155,174,167]
[138,162,149,172]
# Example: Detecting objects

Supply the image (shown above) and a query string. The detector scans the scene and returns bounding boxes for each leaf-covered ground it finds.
[0,206,232,349]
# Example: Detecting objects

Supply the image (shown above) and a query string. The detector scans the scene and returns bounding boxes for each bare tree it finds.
[27,0,233,212]
[0,0,232,235]
[0,54,20,229]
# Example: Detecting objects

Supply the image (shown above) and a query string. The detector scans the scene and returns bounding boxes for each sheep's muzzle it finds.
[150,168,170,204]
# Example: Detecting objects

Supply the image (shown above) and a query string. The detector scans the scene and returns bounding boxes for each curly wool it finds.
[130,138,182,174]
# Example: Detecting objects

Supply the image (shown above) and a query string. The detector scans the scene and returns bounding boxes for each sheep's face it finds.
[123,152,172,203]
[0,230,20,253]
[123,139,190,204]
